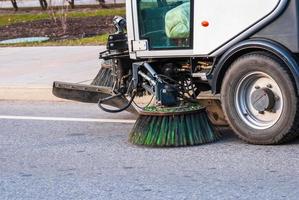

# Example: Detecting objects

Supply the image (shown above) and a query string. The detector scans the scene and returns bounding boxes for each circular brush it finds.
[129,104,220,147]
[91,62,114,87]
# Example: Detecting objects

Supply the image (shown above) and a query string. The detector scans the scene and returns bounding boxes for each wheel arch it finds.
[210,39,299,94]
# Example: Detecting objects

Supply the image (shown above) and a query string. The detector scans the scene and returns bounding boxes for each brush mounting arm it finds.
[132,62,178,106]
[132,62,161,95]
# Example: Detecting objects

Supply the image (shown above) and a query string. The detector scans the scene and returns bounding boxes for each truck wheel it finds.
[221,52,299,144]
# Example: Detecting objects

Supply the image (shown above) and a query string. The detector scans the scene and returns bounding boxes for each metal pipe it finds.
[143,62,158,79]
[138,71,156,86]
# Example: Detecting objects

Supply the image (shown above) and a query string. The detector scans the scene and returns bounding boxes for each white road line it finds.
[0,115,136,124]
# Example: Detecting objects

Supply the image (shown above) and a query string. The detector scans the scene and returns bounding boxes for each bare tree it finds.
[10,0,18,11]
[48,0,69,35]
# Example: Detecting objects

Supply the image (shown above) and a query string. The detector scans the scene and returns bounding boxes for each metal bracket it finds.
[132,40,148,51]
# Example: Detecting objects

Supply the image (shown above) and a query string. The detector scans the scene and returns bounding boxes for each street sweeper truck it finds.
[53,0,299,146]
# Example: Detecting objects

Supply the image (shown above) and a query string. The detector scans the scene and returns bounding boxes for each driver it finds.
[165,2,190,39]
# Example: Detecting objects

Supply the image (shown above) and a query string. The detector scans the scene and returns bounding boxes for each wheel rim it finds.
[235,71,284,130]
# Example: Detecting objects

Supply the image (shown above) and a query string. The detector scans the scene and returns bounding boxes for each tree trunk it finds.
[98,0,106,8]
[11,0,18,11]
[68,0,75,9]
[39,0,48,10]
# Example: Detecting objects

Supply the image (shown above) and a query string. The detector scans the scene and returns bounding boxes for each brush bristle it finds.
[129,110,220,147]
[91,67,114,87]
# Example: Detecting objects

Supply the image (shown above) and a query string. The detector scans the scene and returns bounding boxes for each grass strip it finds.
[0,8,125,26]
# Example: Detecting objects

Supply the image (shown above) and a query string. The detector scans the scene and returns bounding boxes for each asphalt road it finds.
[0,101,299,200]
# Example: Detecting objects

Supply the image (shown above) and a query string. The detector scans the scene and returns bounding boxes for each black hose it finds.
[97,92,136,113]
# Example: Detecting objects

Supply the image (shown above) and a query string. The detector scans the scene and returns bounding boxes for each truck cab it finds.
[126,0,298,58]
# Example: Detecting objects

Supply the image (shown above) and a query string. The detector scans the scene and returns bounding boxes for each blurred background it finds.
[0,0,126,46]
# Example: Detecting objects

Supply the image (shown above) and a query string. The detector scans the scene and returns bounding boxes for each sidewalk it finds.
[0,46,105,101]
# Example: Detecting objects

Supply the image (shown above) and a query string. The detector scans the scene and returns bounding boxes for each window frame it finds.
[136,0,194,51]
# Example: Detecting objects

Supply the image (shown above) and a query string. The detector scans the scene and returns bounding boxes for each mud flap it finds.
[197,91,228,126]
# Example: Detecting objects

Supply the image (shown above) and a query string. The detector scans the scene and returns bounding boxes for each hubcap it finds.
[235,72,283,130]
[251,88,276,112]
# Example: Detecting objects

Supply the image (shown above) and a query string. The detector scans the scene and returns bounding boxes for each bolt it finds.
[267,84,272,88]
[259,111,265,114]
[274,96,280,101]
[255,86,261,89]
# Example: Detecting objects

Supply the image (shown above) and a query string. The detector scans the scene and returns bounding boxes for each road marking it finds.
[0,115,136,124]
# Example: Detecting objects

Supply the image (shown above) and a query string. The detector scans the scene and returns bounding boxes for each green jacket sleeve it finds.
[165,2,190,39]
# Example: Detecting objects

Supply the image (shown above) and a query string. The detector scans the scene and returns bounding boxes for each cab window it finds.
[137,0,191,49]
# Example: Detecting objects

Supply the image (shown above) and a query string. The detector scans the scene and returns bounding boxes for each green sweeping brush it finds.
[91,61,114,87]
[129,103,220,147]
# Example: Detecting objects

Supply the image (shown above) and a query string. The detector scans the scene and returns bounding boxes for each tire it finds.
[221,52,299,144]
